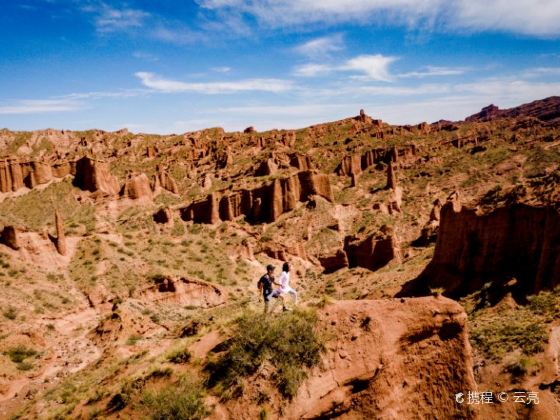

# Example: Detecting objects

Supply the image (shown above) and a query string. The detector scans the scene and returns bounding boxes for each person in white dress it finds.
[277,262,298,306]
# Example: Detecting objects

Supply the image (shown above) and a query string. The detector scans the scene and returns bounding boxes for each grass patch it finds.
[142,376,207,420]
[2,306,17,320]
[5,345,38,363]
[207,309,324,399]
[166,347,191,364]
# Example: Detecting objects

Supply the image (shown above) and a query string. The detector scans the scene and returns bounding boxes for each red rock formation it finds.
[344,226,401,271]
[386,163,397,189]
[0,158,24,192]
[121,173,152,200]
[146,145,158,158]
[336,154,362,177]
[289,153,312,170]
[0,225,20,250]
[335,146,417,177]
[466,97,560,124]
[153,166,179,194]
[222,298,476,419]
[142,276,226,307]
[180,171,333,224]
[400,202,560,299]
[318,249,349,273]
[73,156,120,196]
[255,158,278,176]
[414,198,443,246]
[54,210,67,256]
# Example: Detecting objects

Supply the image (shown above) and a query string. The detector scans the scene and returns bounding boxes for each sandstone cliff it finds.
[400,202,560,299]
[180,170,333,224]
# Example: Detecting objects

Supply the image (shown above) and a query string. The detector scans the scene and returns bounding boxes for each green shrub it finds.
[167,347,191,364]
[142,376,207,420]
[470,318,547,361]
[207,309,324,399]
[6,345,37,363]
[2,306,17,320]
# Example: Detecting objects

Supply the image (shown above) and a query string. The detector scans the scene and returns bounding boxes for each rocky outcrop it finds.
[0,158,24,192]
[121,173,152,200]
[400,202,560,299]
[335,145,418,177]
[318,249,349,273]
[221,298,476,419]
[466,96,560,123]
[386,162,397,189]
[0,225,20,250]
[73,156,119,196]
[54,210,66,256]
[255,158,278,176]
[180,171,333,224]
[289,153,312,170]
[142,276,226,307]
[344,226,401,271]
[153,166,179,194]
[414,198,443,246]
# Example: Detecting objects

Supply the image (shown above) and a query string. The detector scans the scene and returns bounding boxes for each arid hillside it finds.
[0,97,559,419]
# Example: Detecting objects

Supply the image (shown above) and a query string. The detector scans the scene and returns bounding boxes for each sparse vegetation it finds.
[142,376,207,420]
[207,309,324,399]
[5,345,38,363]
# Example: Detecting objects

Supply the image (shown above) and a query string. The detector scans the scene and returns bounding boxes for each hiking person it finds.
[277,262,298,308]
[257,264,281,313]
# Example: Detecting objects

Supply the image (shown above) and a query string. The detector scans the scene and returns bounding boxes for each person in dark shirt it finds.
[257,264,281,313]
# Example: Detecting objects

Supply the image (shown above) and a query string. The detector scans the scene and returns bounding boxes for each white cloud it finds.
[135,71,293,93]
[294,54,397,81]
[212,66,232,73]
[0,99,82,115]
[342,54,397,81]
[93,5,149,33]
[198,0,560,37]
[293,63,332,77]
[398,66,467,78]
[294,33,345,57]
[132,51,159,62]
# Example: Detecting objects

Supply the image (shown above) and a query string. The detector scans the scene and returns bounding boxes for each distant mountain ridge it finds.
[466,96,560,123]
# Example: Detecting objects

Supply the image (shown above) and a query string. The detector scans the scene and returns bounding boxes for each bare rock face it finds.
[153,207,174,225]
[54,210,67,256]
[386,162,397,190]
[344,226,401,271]
[429,198,443,222]
[154,166,179,194]
[73,156,120,196]
[400,203,560,299]
[121,173,153,200]
[337,154,362,177]
[255,158,278,176]
[0,225,20,250]
[146,145,158,158]
[180,170,333,224]
[0,158,25,192]
[318,249,349,273]
[142,276,226,307]
[289,153,312,170]
[292,299,476,419]
[224,298,477,420]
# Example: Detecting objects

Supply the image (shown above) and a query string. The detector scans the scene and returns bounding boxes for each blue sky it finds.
[1,0,560,133]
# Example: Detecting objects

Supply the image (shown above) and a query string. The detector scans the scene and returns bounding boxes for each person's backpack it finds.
[257,275,265,291]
